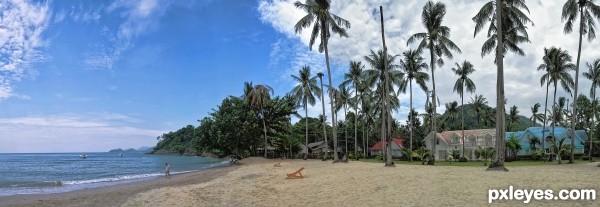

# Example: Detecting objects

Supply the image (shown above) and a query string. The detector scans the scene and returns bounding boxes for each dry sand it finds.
[2,159,597,207]
[122,158,599,207]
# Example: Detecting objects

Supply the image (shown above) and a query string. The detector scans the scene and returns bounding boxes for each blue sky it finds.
[1,0,598,152]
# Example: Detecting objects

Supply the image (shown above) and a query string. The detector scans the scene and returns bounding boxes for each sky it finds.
[0,0,598,153]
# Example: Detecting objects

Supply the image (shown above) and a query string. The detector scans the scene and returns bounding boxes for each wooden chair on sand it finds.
[286,167,304,179]
[274,162,281,167]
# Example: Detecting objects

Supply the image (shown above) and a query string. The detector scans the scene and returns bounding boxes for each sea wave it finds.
[62,173,163,185]
[1,181,63,188]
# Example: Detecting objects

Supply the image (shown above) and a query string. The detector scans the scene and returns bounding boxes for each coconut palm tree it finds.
[529,136,541,151]
[507,105,521,131]
[482,107,496,128]
[399,49,429,161]
[452,60,476,158]
[530,103,543,127]
[342,61,365,160]
[316,72,329,159]
[583,59,600,160]
[246,84,274,158]
[290,66,321,159]
[539,47,575,155]
[444,101,460,130]
[408,1,461,165]
[364,49,403,165]
[335,85,351,161]
[562,0,600,164]
[473,0,533,170]
[470,94,488,128]
[294,0,351,162]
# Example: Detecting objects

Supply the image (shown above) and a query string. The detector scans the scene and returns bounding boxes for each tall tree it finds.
[290,66,321,159]
[294,0,351,162]
[444,101,460,130]
[246,84,274,158]
[408,1,461,165]
[342,61,365,160]
[399,49,429,161]
[473,0,533,171]
[583,59,600,161]
[539,47,575,156]
[316,72,329,159]
[452,60,476,158]
[470,94,488,128]
[562,0,600,164]
[335,85,351,161]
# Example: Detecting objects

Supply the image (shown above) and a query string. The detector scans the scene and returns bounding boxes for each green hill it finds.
[437,103,539,131]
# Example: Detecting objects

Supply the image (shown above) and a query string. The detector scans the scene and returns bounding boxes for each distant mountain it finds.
[108,148,139,153]
[136,146,152,152]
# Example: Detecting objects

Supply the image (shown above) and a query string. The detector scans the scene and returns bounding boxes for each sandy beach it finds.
[2,158,598,207]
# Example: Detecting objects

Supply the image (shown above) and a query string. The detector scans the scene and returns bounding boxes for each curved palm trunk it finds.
[489,0,507,171]
[321,21,339,162]
[318,75,329,160]
[355,88,359,160]
[461,87,465,158]
[409,80,414,162]
[542,82,550,154]
[569,8,584,164]
[304,101,309,160]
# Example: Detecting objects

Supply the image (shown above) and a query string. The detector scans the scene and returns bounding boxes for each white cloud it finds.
[0,113,166,153]
[0,0,51,100]
[259,0,600,124]
[84,0,171,70]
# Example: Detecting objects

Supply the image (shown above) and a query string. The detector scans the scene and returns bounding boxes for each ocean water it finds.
[0,152,228,196]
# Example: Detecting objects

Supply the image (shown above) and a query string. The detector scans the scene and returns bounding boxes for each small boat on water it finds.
[80,154,87,159]
[119,153,123,157]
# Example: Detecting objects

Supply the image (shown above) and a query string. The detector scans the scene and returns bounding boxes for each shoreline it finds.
[0,165,238,207]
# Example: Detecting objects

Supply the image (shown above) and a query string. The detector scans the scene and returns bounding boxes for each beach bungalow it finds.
[306,141,330,156]
[425,129,496,160]
[368,138,404,158]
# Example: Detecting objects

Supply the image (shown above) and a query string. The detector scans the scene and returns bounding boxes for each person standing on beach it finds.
[165,163,171,178]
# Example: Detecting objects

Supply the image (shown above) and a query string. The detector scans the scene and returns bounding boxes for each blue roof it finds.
[506,127,588,148]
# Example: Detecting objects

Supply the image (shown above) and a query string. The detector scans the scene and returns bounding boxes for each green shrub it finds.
[458,157,468,162]
[582,156,591,161]
[375,152,383,161]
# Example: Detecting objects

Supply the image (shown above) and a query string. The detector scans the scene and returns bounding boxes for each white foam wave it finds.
[62,173,162,185]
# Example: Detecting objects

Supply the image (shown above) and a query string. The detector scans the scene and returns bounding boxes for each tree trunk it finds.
[569,8,584,164]
[380,6,394,167]
[488,0,508,171]
[591,90,595,161]
[304,101,309,160]
[344,105,348,162]
[262,106,268,159]
[410,80,414,162]
[318,74,329,160]
[428,40,437,165]
[543,81,550,154]
[321,20,339,163]
[552,82,558,157]
[461,86,465,158]
[355,88,359,160]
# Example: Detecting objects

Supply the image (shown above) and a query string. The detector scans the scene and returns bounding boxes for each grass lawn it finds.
[359,159,586,167]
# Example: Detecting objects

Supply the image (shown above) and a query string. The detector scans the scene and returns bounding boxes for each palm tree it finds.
[364,49,403,165]
[399,49,429,161]
[539,47,575,155]
[246,84,274,158]
[316,72,329,159]
[482,107,496,128]
[473,0,533,171]
[507,105,520,131]
[583,59,600,160]
[294,0,351,162]
[444,101,460,130]
[529,137,541,151]
[290,66,321,159]
[506,134,521,160]
[408,1,461,164]
[470,94,488,128]
[342,61,365,160]
[335,84,351,161]
[530,103,543,127]
[562,0,600,164]
[452,60,476,158]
